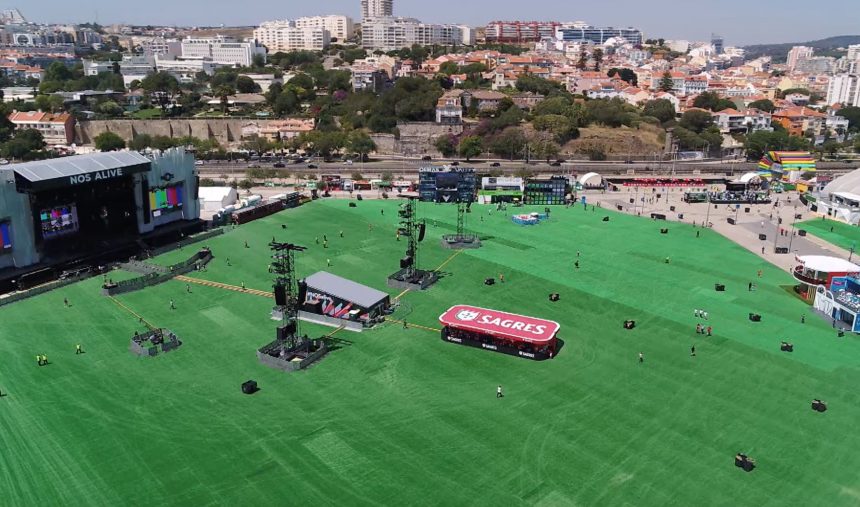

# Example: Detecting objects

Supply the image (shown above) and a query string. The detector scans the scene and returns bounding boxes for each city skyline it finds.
[24,0,860,46]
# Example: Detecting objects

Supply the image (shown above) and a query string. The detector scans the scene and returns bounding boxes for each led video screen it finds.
[40,204,79,239]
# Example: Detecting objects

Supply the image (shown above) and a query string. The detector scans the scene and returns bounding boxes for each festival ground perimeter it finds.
[2,198,860,505]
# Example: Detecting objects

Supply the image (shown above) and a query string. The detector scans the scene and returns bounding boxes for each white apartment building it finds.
[827,74,860,107]
[180,36,266,67]
[361,0,393,20]
[139,37,181,58]
[787,46,814,71]
[154,56,219,82]
[361,17,462,51]
[254,21,330,52]
[294,15,354,41]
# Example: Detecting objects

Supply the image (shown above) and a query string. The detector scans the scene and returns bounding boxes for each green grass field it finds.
[799,218,860,252]
[3,199,860,505]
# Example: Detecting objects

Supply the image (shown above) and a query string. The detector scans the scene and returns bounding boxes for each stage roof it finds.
[439,305,560,344]
[304,271,390,308]
[10,151,151,191]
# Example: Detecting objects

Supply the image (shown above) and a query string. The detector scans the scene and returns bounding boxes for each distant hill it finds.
[742,35,860,62]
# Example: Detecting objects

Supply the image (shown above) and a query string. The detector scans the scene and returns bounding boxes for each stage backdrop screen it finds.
[149,184,184,217]
[0,221,11,250]
[40,204,79,239]
[436,173,460,189]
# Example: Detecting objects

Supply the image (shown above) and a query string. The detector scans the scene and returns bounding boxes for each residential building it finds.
[0,62,42,81]
[361,18,463,51]
[826,109,850,141]
[555,24,643,46]
[294,15,354,41]
[772,106,826,137]
[8,111,75,145]
[463,90,507,112]
[712,108,772,134]
[139,37,181,58]
[436,89,463,125]
[258,118,315,141]
[350,63,386,92]
[827,74,860,107]
[254,21,330,52]
[794,56,835,75]
[361,0,393,19]
[787,46,814,71]
[711,34,724,55]
[484,21,561,43]
[180,36,265,67]
[154,56,218,82]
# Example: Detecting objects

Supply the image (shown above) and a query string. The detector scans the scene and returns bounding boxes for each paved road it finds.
[586,188,852,273]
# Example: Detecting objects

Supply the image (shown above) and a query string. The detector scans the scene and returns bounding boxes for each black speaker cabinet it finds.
[727,217,736,225]
[749,313,761,322]
[242,380,258,394]
[349,202,357,207]
[274,284,287,306]
[715,284,725,292]
[798,230,807,237]
[485,277,495,286]
[602,216,610,222]
[759,233,767,240]
[357,194,363,201]
[660,228,668,234]
[670,206,676,212]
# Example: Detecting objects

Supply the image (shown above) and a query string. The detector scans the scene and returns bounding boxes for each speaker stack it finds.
[715,284,725,292]
[734,454,755,472]
[660,228,668,234]
[811,399,827,412]
[623,320,636,330]
[749,313,761,322]
[780,342,794,352]
[602,216,610,222]
[274,284,287,306]
[241,380,258,395]
[549,293,560,302]
[349,202,357,207]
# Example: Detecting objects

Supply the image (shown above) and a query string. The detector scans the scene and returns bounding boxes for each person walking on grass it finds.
[639,352,644,364]
[63,297,69,307]
[497,385,504,398]
[169,299,175,310]
[75,344,82,355]
[696,323,702,334]
[691,345,696,357]
[403,320,408,330]
[706,326,712,336]
[499,273,505,283]
[327,259,331,267]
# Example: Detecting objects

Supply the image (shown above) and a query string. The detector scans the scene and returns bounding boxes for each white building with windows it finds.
[294,15,354,41]
[361,17,463,51]
[253,21,330,52]
[180,36,265,67]
[361,0,393,20]
[827,74,860,107]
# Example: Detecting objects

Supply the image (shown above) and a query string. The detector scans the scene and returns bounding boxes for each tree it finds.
[576,51,588,70]
[608,68,637,86]
[592,48,603,71]
[679,109,714,133]
[238,179,255,192]
[97,100,123,116]
[2,129,44,159]
[489,127,527,159]
[347,130,376,161]
[748,99,775,113]
[821,140,841,158]
[251,53,266,69]
[214,84,235,113]
[129,134,153,151]
[288,73,315,91]
[435,135,456,157]
[140,71,179,111]
[658,71,674,92]
[235,75,260,93]
[241,135,272,155]
[438,61,460,75]
[838,106,860,131]
[693,91,735,112]
[642,99,676,124]
[743,130,810,160]
[458,136,483,161]
[94,131,126,152]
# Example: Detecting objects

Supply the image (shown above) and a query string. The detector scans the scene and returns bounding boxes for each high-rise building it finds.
[847,44,860,61]
[787,46,814,71]
[711,33,724,55]
[294,15,354,41]
[826,74,860,107]
[361,0,393,20]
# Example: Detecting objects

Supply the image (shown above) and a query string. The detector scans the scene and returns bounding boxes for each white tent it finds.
[579,172,603,187]
[198,186,238,212]
[737,172,762,184]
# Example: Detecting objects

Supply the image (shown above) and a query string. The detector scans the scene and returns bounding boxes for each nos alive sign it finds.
[438,305,559,344]
[69,168,125,185]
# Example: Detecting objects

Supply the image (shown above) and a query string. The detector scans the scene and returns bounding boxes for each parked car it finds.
[422,155,432,161]
[247,163,261,168]
[308,164,318,169]
[490,162,501,167]
[451,161,460,166]
[550,161,562,167]
[195,160,205,165]
[273,162,285,168]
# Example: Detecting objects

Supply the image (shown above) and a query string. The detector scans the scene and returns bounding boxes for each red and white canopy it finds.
[439,305,560,344]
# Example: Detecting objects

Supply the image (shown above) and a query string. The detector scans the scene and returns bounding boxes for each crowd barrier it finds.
[148,228,224,258]
[104,249,213,296]
[0,270,98,307]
